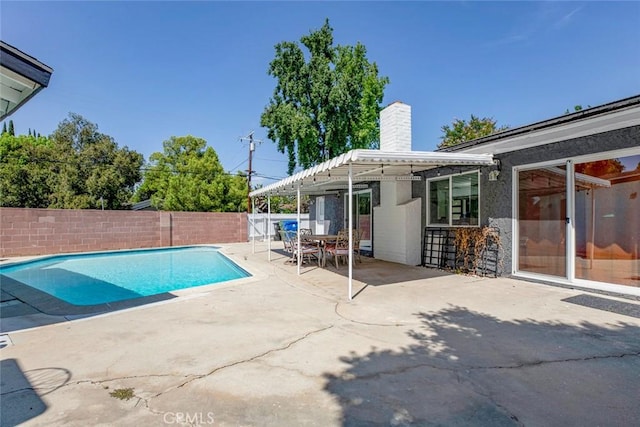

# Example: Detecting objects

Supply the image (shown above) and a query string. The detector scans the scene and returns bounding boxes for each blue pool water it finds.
[0,247,250,306]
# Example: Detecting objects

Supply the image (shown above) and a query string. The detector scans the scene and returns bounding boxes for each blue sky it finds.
[2,1,639,185]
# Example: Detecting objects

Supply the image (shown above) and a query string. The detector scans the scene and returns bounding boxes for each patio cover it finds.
[250,149,494,197]
[249,149,495,300]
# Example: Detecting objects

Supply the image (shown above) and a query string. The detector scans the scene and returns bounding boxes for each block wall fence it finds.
[0,208,247,257]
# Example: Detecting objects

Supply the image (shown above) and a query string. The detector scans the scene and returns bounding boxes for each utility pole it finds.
[240,131,262,213]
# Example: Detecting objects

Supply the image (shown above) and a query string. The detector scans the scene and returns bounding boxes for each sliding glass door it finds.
[517,166,567,277]
[573,155,640,287]
[516,152,640,289]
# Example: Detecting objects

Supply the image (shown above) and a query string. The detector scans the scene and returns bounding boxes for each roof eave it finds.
[439,94,640,153]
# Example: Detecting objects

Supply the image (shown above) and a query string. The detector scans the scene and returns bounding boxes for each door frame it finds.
[344,188,372,250]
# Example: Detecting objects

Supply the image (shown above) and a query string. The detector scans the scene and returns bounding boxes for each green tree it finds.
[253,191,309,214]
[135,135,247,212]
[2,122,7,134]
[8,120,15,136]
[46,113,143,209]
[438,115,508,149]
[261,19,389,175]
[1,115,142,209]
[0,133,54,207]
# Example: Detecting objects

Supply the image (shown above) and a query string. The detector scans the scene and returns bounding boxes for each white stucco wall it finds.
[374,181,422,265]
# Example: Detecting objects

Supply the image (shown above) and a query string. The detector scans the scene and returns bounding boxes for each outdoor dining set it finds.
[279,228,362,268]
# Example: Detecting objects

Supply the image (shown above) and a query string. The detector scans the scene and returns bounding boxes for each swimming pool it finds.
[0,246,250,306]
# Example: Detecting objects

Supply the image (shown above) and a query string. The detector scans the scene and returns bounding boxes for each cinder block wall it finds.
[0,208,247,257]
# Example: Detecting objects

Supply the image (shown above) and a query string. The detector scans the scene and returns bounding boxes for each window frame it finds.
[427,170,481,227]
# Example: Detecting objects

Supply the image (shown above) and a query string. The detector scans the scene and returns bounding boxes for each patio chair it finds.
[299,228,313,240]
[280,230,294,255]
[283,230,320,265]
[325,229,351,268]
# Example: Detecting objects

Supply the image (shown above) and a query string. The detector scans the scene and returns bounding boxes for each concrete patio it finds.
[1,241,640,426]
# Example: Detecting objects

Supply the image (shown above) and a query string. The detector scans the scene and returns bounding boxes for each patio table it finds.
[303,234,338,267]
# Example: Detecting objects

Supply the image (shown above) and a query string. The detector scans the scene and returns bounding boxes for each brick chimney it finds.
[374,101,421,265]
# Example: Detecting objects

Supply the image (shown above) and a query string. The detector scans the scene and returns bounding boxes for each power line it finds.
[254,157,288,163]
[229,158,249,173]
[8,156,246,177]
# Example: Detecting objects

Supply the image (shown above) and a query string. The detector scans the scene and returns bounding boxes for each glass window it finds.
[429,171,479,226]
[429,178,449,225]
[452,173,479,226]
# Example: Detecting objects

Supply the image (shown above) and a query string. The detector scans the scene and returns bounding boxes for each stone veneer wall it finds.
[0,208,247,257]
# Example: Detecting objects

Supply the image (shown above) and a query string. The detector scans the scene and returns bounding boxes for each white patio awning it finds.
[249,149,495,197]
[250,148,494,301]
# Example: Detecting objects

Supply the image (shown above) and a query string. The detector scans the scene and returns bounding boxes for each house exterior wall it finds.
[308,182,381,254]
[0,208,247,257]
[309,195,343,236]
[415,125,640,275]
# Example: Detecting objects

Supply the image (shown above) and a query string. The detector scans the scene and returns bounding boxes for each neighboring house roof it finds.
[131,199,156,211]
[249,149,494,197]
[0,41,54,121]
[439,95,640,155]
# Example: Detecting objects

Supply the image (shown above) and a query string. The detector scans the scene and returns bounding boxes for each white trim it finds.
[267,196,271,262]
[348,163,353,300]
[344,189,373,250]
[251,199,256,254]
[426,170,481,227]
[512,146,640,172]
[249,149,494,197]
[511,164,519,275]
[460,105,640,155]
[566,160,575,281]
[513,272,640,297]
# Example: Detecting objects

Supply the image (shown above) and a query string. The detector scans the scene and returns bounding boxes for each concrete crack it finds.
[337,351,640,381]
[148,324,334,398]
[334,303,421,327]
[467,384,524,427]
[467,350,640,371]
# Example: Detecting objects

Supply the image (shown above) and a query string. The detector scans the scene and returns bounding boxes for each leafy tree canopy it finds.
[0,114,143,209]
[135,135,247,212]
[261,19,389,175]
[575,159,624,177]
[48,113,143,209]
[0,133,54,207]
[253,191,309,214]
[438,115,508,149]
